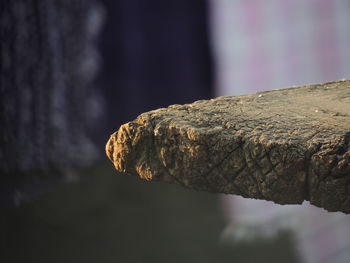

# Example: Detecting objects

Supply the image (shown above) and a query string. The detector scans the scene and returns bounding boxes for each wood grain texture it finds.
[106,80,350,213]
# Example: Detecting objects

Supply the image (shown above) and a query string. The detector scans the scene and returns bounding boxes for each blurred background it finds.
[1,0,350,262]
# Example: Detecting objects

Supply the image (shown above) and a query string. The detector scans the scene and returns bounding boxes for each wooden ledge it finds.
[106,80,350,213]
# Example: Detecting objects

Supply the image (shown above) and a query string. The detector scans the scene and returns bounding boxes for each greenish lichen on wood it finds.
[106,80,350,213]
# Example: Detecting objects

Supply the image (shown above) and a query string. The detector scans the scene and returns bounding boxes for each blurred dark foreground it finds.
[2,161,299,263]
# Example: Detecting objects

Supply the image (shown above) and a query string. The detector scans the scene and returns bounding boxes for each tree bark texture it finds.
[0,0,102,203]
[106,80,350,213]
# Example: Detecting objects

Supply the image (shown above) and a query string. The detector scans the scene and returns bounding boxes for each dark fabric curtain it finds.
[0,0,213,204]
[98,0,213,142]
[0,0,103,204]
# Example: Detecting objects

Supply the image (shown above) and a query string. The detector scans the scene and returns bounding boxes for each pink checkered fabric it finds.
[209,0,350,95]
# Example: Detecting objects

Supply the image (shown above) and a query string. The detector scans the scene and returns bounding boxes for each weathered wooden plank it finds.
[106,80,350,213]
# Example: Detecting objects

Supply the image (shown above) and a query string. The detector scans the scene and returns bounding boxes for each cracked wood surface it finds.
[106,80,350,213]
